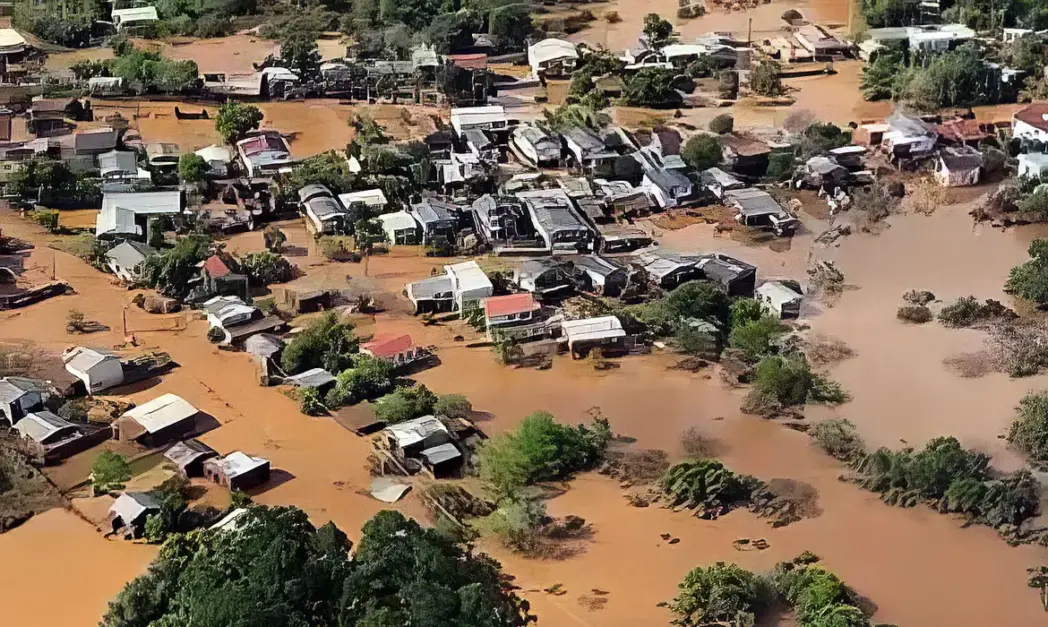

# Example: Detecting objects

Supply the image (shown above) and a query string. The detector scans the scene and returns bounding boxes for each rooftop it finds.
[210,451,269,479]
[361,334,414,358]
[445,260,493,293]
[1014,103,1048,132]
[385,415,448,448]
[109,492,159,525]
[285,368,336,389]
[202,255,232,278]
[561,316,625,343]
[164,439,218,468]
[484,293,539,318]
[0,376,50,404]
[121,393,198,434]
[62,346,118,373]
[14,411,78,444]
[105,240,156,269]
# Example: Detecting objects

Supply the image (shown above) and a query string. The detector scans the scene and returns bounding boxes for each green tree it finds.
[424,12,476,54]
[681,134,722,170]
[280,34,322,82]
[1005,238,1048,306]
[299,386,325,416]
[1009,391,1048,468]
[476,411,612,500]
[92,451,132,495]
[281,311,358,374]
[325,354,397,407]
[642,12,674,47]
[177,153,209,183]
[142,235,211,300]
[434,393,473,419]
[750,60,784,97]
[621,67,683,108]
[215,100,264,144]
[669,561,769,627]
[237,251,294,286]
[372,384,438,424]
[708,113,734,134]
[810,418,866,462]
[729,315,786,362]
[640,280,732,336]
[488,4,532,51]
[860,50,905,101]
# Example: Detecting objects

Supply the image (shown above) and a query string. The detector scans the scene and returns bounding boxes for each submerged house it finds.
[471,195,530,243]
[514,259,574,296]
[572,255,629,297]
[96,190,183,239]
[63,347,124,394]
[360,334,432,371]
[756,281,803,318]
[518,188,594,254]
[13,410,89,463]
[200,256,249,301]
[0,376,54,425]
[883,110,938,158]
[634,250,698,289]
[203,295,284,345]
[594,179,652,218]
[164,439,219,477]
[108,492,159,537]
[112,393,199,447]
[383,415,462,477]
[561,316,626,357]
[720,134,772,175]
[105,240,156,283]
[376,210,420,245]
[935,146,982,187]
[694,253,757,297]
[482,293,543,341]
[300,184,347,235]
[700,167,745,199]
[204,451,271,491]
[561,126,618,172]
[405,260,493,313]
[410,198,459,244]
[236,131,293,178]
[642,167,694,209]
[529,38,579,78]
[99,150,150,187]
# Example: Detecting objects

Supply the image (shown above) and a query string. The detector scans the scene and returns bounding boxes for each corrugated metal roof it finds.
[121,393,197,434]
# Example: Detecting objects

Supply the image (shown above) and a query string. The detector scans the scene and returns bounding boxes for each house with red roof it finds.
[200,254,249,300]
[481,293,545,341]
[360,334,433,371]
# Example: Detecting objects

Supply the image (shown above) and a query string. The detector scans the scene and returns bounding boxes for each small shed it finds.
[63,346,124,394]
[634,251,698,289]
[420,442,463,478]
[561,316,626,356]
[803,156,849,189]
[756,281,803,318]
[700,167,745,199]
[695,254,757,297]
[112,393,199,447]
[245,334,284,361]
[108,492,159,537]
[204,451,271,492]
[164,438,218,477]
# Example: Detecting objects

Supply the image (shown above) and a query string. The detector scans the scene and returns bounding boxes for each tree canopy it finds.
[1005,238,1048,306]
[1009,390,1048,468]
[281,311,359,375]
[102,507,536,627]
[142,236,212,300]
[620,68,683,108]
[279,34,322,82]
[681,135,723,171]
[642,12,674,47]
[476,411,612,500]
[178,153,210,183]
[215,100,264,144]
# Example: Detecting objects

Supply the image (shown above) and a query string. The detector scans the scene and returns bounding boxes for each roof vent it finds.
[1041,114,1048,122]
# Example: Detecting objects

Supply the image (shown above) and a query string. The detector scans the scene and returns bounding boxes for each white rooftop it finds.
[121,393,197,434]
[562,316,625,343]
[14,411,78,443]
[338,189,388,208]
[213,451,269,479]
[377,210,419,232]
[385,415,448,448]
[444,260,493,293]
[62,346,117,373]
[529,38,579,65]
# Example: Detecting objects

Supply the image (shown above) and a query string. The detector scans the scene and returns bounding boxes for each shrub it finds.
[604,11,621,23]
[92,451,132,495]
[765,151,796,181]
[682,134,722,170]
[372,384,438,424]
[1009,391,1048,468]
[299,386,324,416]
[680,427,717,459]
[434,394,472,419]
[728,315,786,361]
[730,298,765,329]
[743,355,847,414]
[750,60,784,97]
[675,324,722,359]
[237,251,294,286]
[475,411,612,500]
[660,459,760,511]
[669,562,770,627]
[325,354,396,408]
[178,153,209,183]
[810,418,865,461]
[215,100,264,144]
[478,496,547,552]
[902,289,935,305]
[708,113,734,134]
[938,296,1015,327]
[32,209,59,232]
[896,304,932,323]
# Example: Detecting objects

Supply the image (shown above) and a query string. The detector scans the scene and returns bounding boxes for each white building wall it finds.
[1013,119,1048,143]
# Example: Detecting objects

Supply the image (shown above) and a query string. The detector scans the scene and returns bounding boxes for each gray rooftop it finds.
[0,376,50,404]
[106,240,156,268]
[285,367,336,389]
[164,438,218,469]
[412,198,458,225]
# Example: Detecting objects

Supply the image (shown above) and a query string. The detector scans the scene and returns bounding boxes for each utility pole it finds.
[747,17,753,46]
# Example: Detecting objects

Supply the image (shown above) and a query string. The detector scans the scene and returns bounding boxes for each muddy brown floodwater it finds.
[4,173,1048,623]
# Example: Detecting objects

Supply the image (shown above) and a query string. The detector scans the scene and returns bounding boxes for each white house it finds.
[1019,152,1048,179]
[203,296,258,332]
[96,190,183,238]
[105,240,156,282]
[756,281,802,319]
[112,6,158,31]
[1013,104,1048,143]
[450,106,509,135]
[445,260,494,311]
[935,146,982,188]
[376,210,420,245]
[337,189,388,212]
[528,38,579,78]
[561,316,625,354]
[63,347,124,393]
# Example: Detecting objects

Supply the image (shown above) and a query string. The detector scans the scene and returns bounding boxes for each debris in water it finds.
[369,477,412,503]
